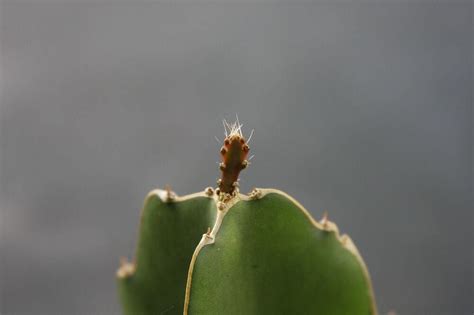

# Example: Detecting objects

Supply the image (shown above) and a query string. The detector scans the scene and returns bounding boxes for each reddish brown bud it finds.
[217,119,251,194]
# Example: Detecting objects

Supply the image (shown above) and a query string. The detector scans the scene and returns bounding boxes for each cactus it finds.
[117,120,377,315]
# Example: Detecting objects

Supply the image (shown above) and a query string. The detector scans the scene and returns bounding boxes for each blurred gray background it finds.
[0,1,472,314]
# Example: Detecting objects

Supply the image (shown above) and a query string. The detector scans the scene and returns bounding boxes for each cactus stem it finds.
[183,189,378,315]
[241,189,377,315]
[218,119,250,195]
[184,192,241,314]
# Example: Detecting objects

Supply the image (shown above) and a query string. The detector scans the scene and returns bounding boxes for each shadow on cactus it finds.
[117,119,378,315]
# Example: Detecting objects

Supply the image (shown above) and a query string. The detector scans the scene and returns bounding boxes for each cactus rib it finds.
[184,189,377,315]
[117,189,216,315]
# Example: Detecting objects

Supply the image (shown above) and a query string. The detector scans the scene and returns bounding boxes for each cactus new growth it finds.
[217,119,249,195]
[117,119,377,315]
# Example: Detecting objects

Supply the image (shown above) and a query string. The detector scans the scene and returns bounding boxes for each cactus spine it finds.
[117,119,377,315]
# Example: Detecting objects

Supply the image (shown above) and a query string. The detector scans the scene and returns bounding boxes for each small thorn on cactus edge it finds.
[205,187,214,196]
[216,179,222,185]
[220,146,227,155]
[320,210,329,228]
[164,184,176,202]
[117,257,135,278]
[219,162,226,171]
[241,160,249,169]
[248,188,262,200]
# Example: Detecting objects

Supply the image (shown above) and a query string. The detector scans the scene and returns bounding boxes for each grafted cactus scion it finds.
[117,119,377,315]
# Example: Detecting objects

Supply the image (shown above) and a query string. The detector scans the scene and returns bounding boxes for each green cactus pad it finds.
[117,120,377,314]
[184,189,377,315]
[117,189,216,315]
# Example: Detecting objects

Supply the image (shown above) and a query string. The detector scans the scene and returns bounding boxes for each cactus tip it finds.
[217,118,252,195]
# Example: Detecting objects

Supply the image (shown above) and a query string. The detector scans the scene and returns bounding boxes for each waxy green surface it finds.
[118,190,377,315]
[185,192,376,315]
[118,192,216,315]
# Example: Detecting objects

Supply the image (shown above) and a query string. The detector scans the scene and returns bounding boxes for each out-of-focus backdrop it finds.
[0,1,472,314]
